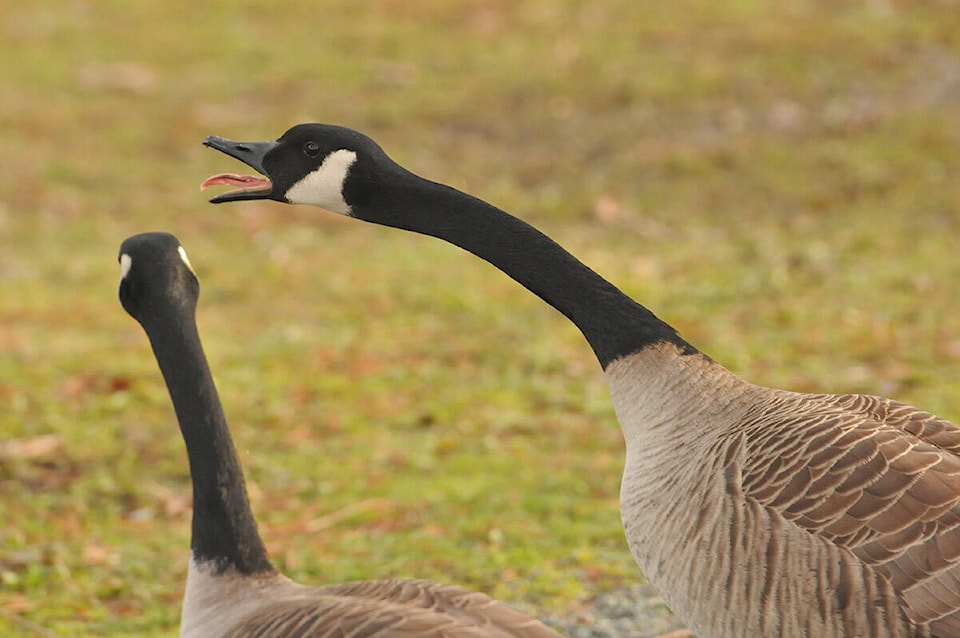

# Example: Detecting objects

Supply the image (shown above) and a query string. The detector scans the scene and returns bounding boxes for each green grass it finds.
[1,1,959,635]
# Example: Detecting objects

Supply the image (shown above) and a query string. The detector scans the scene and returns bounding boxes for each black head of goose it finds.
[118,232,562,638]
[204,126,960,638]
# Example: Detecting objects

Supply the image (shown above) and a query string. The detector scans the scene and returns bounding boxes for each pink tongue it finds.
[200,173,272,191]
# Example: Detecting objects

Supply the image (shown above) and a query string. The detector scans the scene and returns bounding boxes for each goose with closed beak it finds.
[202,124,960,637]
[118,231,563,638]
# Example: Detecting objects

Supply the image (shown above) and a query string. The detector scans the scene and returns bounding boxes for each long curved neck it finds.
[141,309,273,575]
[364,169,696,368]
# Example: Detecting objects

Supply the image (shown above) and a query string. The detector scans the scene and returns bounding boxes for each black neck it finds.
[362,169,696,368]
[141,309,273,575]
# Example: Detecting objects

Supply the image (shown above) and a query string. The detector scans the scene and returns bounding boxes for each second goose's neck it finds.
[143,311,273,575]
[368,170,696,367]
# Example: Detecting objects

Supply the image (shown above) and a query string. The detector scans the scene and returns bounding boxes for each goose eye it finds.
[303,141,321,158]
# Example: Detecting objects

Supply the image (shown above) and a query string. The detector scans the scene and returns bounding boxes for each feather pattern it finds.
[219,579,559,638]
[611,342,960,637]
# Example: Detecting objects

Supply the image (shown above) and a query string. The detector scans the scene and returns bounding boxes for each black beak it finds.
[202,136,280,203]
[203,136,277,175]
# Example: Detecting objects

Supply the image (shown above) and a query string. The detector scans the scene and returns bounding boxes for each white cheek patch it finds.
[284,149,357,215]
[119,253,132,279]
[178,246,195,275]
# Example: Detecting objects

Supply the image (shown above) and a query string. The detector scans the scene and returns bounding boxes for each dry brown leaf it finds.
[0,434,62,461]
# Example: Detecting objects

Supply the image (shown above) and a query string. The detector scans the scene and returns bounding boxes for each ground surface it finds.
[1,2,959,635]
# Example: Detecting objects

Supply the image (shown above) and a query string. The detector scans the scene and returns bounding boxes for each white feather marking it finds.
[284,149,357,215]
[119,253,132,279]
[178,245,195,275]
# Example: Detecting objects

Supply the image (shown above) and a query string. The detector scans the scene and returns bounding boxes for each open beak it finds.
[201,137,279,203]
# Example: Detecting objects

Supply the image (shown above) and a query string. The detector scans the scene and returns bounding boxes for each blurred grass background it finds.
[1,1,959,635]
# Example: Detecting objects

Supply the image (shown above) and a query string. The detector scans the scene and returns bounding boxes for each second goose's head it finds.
[119,232,199,325]
[202,124,403,219]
